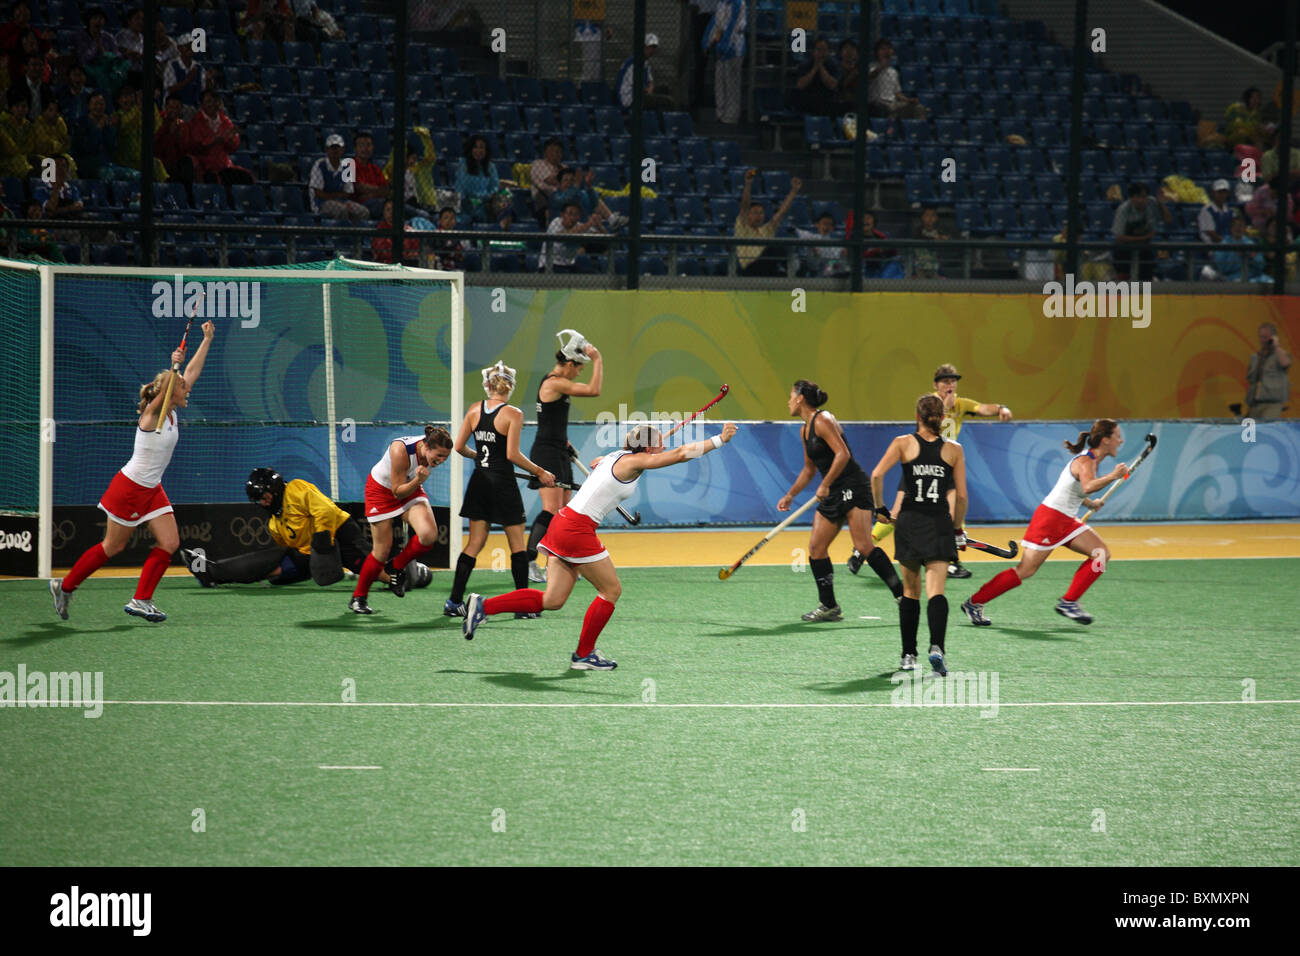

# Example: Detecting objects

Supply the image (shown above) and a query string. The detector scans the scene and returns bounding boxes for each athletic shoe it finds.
[570,648,617,670]
[961,598,991,627]
[443,599,466,618]
[514,611,541,620]
[386,562,406,598]
[847,549,864,575]
[947,561,972,579]
[49,578,70,620]
[900,653,917,671]
[1055,599,1093,625]
[178,548,216,588]
[928,645,947,676]
[124,598,166,623]
[348,596,374,615]
[801,603,843,622]
[463,593,486,640]
[528,560,547,583]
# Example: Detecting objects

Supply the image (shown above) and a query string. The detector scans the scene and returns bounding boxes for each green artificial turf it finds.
[1,559,1297,866]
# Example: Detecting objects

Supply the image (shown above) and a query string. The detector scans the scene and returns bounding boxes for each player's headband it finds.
[481,361,517,390]
[557,329,590,363]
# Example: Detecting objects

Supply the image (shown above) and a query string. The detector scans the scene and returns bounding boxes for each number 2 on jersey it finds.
[480,445,490,467]
[913,478,939,503]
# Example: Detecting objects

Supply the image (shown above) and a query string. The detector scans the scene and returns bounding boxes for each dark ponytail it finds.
[424,425,453,450]
[916,394,944,434]
[793,379,828,407]
[1064,418,1117,453]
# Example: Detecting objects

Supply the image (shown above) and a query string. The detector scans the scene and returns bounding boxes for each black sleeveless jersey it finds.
[473,401,512,475]
[900,432,954,514]
[803,410,867,487]
[535,374,569,446]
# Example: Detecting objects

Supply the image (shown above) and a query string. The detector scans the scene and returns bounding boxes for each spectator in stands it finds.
[18,51,51,114]
[550,166,623,230]
[31,98,74,175]
[16,198,64,260]
[1245,176,1294,232]
[153,20,179,73]
[837,39,860,108]
[846,208,901,278]
[73,90,131,180]
[372,198,420,265]
[112,85,168,181]
[455,134,510,225]
[310,132,368,223]
[77,7,127,95]
[867,38,926,119]
[703,0,746,125]
[187,89,252,187]
[154,92,193,183]
[292,1,346,43]
[1198,179,1235,243]
[1260,129,1300,183]
[240,1,297,44]
[529,137,564,226]
[618,33,672,110]
[116,7,145,70]
[796,210,847,277]
[794,36,839,117]
[1223,87,1263,149]
[735,167,801,277]
[913,205,946,278]
[0,86,32,177]
[383,125,438,218]
[57,63,93,126]
[350,131,389,219]
[540,200,602,273]
[162,32,207,114]
[1111,182,1172,282]
[1212,214,1269,283]
[0,2,34,56]
[33,155,83,220]
[1241,321,1292,420]
[431,205,466,271]
[1259,215,1299,280]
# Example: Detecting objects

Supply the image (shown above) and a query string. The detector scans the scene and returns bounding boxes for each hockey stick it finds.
[964,536,1018,559]
[1080,432,1157,522]
[719,497,818,580]
[155,293,205,433]
[515,472,580,491]
[662,384,730,440]
[569,453,641,525]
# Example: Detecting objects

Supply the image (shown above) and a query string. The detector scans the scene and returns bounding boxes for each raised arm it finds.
[181,320,215,387]
[740,168,755,214]
[770,177,802,228]
[547,346,603,398]
[614,423,739,479]
[972,401,1012,421]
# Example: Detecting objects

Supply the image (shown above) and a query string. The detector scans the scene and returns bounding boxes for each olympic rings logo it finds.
[229,515,270,546]
[52,519,77,549]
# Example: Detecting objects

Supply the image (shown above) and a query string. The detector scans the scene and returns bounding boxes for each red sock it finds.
[62,543,108,592]
[134,547,172,600]
[971,567,1022,605]
[575,595,615,658]
[1063,558,1104,601]
[353,554,383,598]
[483,589,544,615]
[391,535,429,571]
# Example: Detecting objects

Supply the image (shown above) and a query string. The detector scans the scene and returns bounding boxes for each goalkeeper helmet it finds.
[557,328,590,363]
[246,467,286,516]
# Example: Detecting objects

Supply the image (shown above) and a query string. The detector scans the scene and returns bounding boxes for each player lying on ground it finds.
[177,468,429,590]
[51,320,216,624]
[780,378,903,622]
[349,425,453,614]
[462,421,739,670]
[961,418,1128,627]
[871,394,968,675]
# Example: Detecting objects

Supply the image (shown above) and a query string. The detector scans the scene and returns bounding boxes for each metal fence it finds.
[2,0,1296,292]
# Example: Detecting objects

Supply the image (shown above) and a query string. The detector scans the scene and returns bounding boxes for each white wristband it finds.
[710,435,723,450]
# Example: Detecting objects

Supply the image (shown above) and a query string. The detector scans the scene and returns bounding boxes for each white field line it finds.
[982,768,1041,772]
[92,698,1300,710]
[318,765,381,770]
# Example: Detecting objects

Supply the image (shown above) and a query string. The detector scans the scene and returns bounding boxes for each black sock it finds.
[927,594,949,652]
[899,596,920,657]
[510,550,528,590]
[450,552,476,603]
[526,511,553,562]
[810,556,836,608]
[866,546,903,598]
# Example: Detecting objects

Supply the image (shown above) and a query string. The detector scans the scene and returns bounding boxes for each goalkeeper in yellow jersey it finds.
[853,363,1013,580]
[178,468,430,590]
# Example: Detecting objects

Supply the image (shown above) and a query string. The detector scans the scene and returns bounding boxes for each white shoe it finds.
[50,578,70,620]
[124,598,166,622]
[528,560,547,583]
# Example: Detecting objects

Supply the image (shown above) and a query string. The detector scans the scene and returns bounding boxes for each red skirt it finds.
[538,508,608,564]
[1021,504,1089,551]
[98,470,173,527]
[363,474,430,523]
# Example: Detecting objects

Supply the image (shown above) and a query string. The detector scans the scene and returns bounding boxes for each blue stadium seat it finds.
[246,39,280,64]
[441,75,477,102]
[968,173,1001,201]
[195,9,232,36]
[713,141,742,167]
[900,119,932,142]
[319,43,354,71]
[232,93,268,123]
[348,100,379,128]
[356,41,388,67]
[965,118,996,143]
[711,197,739,225]
[985,202,1019,234]
[269,185,307,215]
[455,103,490,132]
[933,117,963,142]
[261,66,297,95]
[644,136,677,165]
[593,106,626,136]
[662,112,694,138]
[1039,94,1067,120]
[504,132,536,163]
[1020,203,1053,234]
[547,79,580,104]
[192,183,227,212]
[246,121,283,153]
[281,41,315,68]
[694,167,726,196]
[523,106,556,135]
[231,185,269,213]
[579,81,614,106]
[660,166,693,195]
[1034,175,1066,205]
[573,134,608,164]
[558,106,591,135]
[299,69,332,98]
[1123,122,1154,149]
[285,126,320,156]
[477,76,509,104]
[152,182,190,210]
[753,86,798,123]
[428,47,459,73]
[679,138,712,168]
[208,35,241,67]
[510,77,544,104]
[905,173,937,204]
[306,99,342,128]
[1086,201,1115,233]
[491,104,523,131]
[1030,120,1062,147]
[371,73,398,99]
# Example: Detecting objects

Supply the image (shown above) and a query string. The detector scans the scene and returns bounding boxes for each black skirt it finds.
[461,469,526,527]
[893,509,958,564]
[527,441,574,489]
[816,477,874,522]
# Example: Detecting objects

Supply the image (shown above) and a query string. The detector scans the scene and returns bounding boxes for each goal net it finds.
[0,257,464,578]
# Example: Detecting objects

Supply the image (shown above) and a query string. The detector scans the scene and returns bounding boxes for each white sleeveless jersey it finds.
[120,411,179,487]
[1042,452,1093,517]
[370,435,424,490]
[567,450,639,524]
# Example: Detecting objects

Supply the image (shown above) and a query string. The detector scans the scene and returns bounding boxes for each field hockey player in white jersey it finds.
[51,320,216,623]
[462,419,739,669]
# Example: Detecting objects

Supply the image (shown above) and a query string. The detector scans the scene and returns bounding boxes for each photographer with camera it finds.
[1242,322,1292,420]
